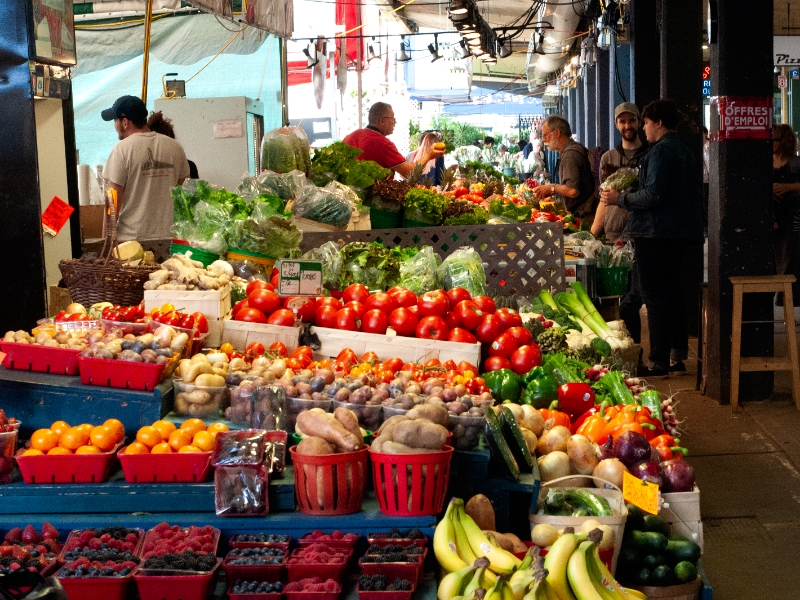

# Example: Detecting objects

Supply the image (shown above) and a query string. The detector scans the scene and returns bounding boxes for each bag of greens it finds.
[261,128,300,174]
[437,247,487,297]
[301,241,343,289]
[399,246,441,294]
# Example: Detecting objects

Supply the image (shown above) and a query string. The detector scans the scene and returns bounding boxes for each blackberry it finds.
[359,574,374,591]
[393,577,412,590]
[407,529,425,540]
[388,528,404,539]
[407,547,424,555]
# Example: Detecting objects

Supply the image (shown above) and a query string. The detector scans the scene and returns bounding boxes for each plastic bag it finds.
[301,241,342,289]
[437,247,487,297]
[399,246,441,295]
[293,184,353,227]
[251,386,287,431]
[226,210,302,259]
[212,430,266,466]
[239,170,307,201]
[592,242,635,268]
[261,127,301,173]
[289,126,312,175]
[190,200,230,254]
[214,465,268,516]
[599,167,638,192]
[264,430,287,475]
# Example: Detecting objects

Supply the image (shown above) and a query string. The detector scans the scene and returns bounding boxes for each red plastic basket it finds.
[223,554,286,587]
[286,548,351,583]
[358,555,424,586]
[366,534,428,548]
[229,535,290,551]
[228,588,282,600]
[58,572,134,600]
[133,558,221,600]
[369,446,453,516]
[61,528,145,560]
[290,446,368,515]
[0,342,81,375]
[77,355,171,391]
[16,445,121,484]
[117,448,212,483]
[284,584,342,600]
[356,583,415,600]
[297,533,360,550]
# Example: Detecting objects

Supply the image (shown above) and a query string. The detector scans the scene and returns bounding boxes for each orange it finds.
[89,426,116,452]
[136,426,162,449]
[50,421,70,438]
[59,427,90,450]
[47,447,72,455]
[151,442,172,454]
[76,423,94,436]
[206,423,229,438]
[179,419,206,438]
[22,449,44,457]
[103,419,126,444]
[167,429,192,452]
[192,431,214,452]
[152,420,177,440]
[123,442,149,455]
[30,429,60,453]
[75,445,101,455]
[178,445,202,453]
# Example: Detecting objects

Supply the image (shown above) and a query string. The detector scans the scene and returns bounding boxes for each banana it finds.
[585,537,629,600]
[485,575,509,600]
[454,504,480,564]
[463,561,490,597]
[439,558,488,600]
[584,551,622,600]
[435,499,470,573]
[501,579,515,600]
[566,542,606,600]
[466,589,488,600]
[458,509,522,575]
[522,557,552,600]
[543,534,581,600]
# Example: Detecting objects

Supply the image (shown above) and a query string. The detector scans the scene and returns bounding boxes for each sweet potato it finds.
[295,436,335,456]
[465,494,496,531]
[484,531,528,554]
[379,441,431,454]
[296,410,361,453]
[406,404,450,427]
[375,414,408,436]
[333,407,364,447]
[391,420,448,450]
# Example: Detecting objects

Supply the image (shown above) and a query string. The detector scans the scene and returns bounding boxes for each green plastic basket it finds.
[169,241,219,267]
[596,266,630,296]
[370,208,402,229]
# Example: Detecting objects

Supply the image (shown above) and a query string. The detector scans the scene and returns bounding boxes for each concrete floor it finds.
[637,305,800,599]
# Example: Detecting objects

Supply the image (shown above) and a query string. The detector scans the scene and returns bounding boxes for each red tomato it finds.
[495,308,523,329]
[364,292,398,314]
[457,361,478,375]
[472,296,497,314]
[361,309,389,334]
[191,312,209,334]
[342,283,370,304]
[236,308,268,324]
[54,311,70,322]
[267,309,296,326]
[270,273,280,288]
[283,297,316,323]
[417,290,449,318]
[232,299,249,318]
[489,331,519,358]
[389,288,418,308]
[361,351,380,363]
[382,357,404,373]
[453,300,484,332]
[123,306,140,322]
[248,289,280,315]
[318,297,343,310]
[334,308,359,331]
[446,287,472,308]
[245,342,266,356]
[269,342,288,356]
[483,356,512,372]
[510,344,543,375]
[505,326,534,347]
[425,358,441,368]
[445,311,460,330]
[448,328,477,343]
[336,348,358,366]
[314,305,338,328]
[408,305,419,315]
[246,280,272,296]
[389,307,419,337]
[443,359,458,371]
[475,314,504,344]
[343,301,367,318]
[285,358,302,370]
[416,315,449,340]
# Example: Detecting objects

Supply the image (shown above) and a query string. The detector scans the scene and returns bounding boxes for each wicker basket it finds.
[60,193,160,307]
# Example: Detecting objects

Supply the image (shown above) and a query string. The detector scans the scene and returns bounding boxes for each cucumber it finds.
[630,530,669,555]
[625,503,646,532]
[617,547,643,573]
[562,489,613,517]
[643,514,671,537]
[499,406,533,472]
[673,561,698,583]
[484,408,520,481]
[664,539,701,567]
[651,564,676,586]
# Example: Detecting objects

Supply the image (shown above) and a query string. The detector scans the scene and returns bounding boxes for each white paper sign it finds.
[212,120,244,139]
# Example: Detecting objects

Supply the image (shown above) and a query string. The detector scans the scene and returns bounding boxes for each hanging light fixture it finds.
[449,0,468,16]
[368,37,380,63]
[303,44,318,68]
[497,38,512,58]
[428,33,442,62]
[397,35,411,62]
[459,39,472,59]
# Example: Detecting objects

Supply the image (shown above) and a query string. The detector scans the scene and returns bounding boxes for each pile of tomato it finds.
[231,280,309,327]
[99,302,148,324]
[149,303,209,338]
[445,186,485,205]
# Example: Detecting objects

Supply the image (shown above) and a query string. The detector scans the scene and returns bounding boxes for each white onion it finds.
[567,435,600,474]
[593,458,627,489]
[537,425,571,455]
[537,451,571,482]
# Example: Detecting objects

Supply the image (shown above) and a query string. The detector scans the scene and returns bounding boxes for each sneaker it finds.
[669,360,687,374]
[638,365,669,379]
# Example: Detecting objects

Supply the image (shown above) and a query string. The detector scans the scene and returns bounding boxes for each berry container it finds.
[117,448,212,483]
[229,534,291,551]
[290,446,368,515]
[58,570,136,600]
[286,548,353,583]
[283,582,342,600]
[297,533,360,550]
[148,321,207,359]
[76,355,174,391]
[0,342,81,375]
[60,528,145,560]
[356,583,415,600]
[358,551,426,586]
[16,443,121,484]
[228,587,283,600]
[223,553,287,587]
[133,558,222,600]
[366,534,428,548]
[369,446,453,516]
[141,525,221,558]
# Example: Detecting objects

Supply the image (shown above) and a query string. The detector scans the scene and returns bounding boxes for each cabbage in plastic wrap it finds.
[301,241,343,289]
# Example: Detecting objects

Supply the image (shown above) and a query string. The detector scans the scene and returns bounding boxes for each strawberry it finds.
[4,527,22,544]
[0,546,12,557]
[21,525,40,544]
[42,539,60,553]
[11,545,31,562]
[41,522,59,541]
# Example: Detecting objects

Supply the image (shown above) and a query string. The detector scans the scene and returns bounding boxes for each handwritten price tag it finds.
[623,470,660,515]
[42,196,74,236]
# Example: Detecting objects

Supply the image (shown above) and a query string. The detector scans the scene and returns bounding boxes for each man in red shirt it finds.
[343,102,444,179]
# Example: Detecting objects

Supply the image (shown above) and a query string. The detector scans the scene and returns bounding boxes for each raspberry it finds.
[152,523,170,534]
[284,582,301,592]
[331,531,344,540]
[125,533,138,544]
[79,531,94,544]
[324,580,339,592]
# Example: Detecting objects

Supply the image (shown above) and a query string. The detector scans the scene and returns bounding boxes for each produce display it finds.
[144,253,232,291]
[141,523,218,558]
[123,418,226,455]
[3,327,92,349]
[231,579,285,594]
[0,523,61,575]
[20,418,125,456]
[225,547,285,565]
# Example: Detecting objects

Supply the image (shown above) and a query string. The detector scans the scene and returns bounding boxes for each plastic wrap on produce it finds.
[399,246,441,295]
[437,247,487,297]
[301,241,342,289]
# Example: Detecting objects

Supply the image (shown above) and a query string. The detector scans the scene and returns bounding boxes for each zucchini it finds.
[630,530,669,555]
[664,539,701,567]
[563,489,612,517]
[484,408,520,481]
[499,406,533,472]
[643,514,671,537]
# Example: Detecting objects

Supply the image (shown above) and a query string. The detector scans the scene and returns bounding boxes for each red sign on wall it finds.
[716,96,773,140]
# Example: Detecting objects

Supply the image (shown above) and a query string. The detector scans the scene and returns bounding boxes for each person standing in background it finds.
[101,96,189,241]
[410,132,446,186]
[773,124,800,305]
[147,111,199,179]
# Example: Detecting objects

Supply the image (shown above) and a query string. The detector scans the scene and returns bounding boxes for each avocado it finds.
[651,564,676,586]
[630,530,669,554]
[673,561,699,583]
[643,553,666,570]
[664,539,701,567]
[643,514,672,537]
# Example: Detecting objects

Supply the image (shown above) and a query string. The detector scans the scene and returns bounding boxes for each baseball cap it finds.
[614,102,639,120]
[101,96,148,122]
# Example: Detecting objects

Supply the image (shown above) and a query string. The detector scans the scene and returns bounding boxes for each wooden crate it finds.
[221,320,301,353]
[660,485,703,549]
[311,326,480,365]
[144,287,231,347]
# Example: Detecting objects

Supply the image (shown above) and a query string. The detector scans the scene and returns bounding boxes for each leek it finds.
[539,289,560,312]
[555,286,621,350]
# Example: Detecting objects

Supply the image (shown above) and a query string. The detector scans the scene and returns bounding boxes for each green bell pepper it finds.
[520,367,559,409]
[482,369,523,403]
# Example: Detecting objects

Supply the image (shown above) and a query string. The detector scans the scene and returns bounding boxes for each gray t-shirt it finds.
[105,132,189,241]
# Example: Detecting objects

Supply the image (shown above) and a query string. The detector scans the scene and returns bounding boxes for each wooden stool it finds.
[730,275,800,412]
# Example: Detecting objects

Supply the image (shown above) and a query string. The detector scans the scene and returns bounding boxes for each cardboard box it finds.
[144,287,231,347]
[79,205,105,240]
[48,286,72,317]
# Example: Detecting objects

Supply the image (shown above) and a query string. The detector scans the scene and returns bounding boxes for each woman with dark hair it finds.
[147,111,199,179]
[773,123,800,303]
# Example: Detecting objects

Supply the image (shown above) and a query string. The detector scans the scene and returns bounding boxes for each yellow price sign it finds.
[622,470,660,515]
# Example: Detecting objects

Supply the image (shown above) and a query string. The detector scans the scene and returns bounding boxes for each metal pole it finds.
[357,39,363,129]
[281,38,289,126]
[141,0,154,103]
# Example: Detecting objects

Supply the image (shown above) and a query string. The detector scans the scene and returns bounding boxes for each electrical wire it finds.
[184,27,246,84]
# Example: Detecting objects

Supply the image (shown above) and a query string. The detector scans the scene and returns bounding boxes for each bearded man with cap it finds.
[101,95,189,241]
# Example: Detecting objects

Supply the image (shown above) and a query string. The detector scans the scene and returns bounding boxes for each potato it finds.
[179,390,212,405]
[406,403,450,427]
[379,441,430,454]
[333,407,362,442]
[465,494,496,531]
[485,531,528,554]
[391,420,448,450]
[296,436,335,456]
[194,373,226,387]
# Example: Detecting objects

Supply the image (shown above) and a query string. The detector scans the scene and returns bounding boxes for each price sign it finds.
[41,196,74,236]
[622,470,660,515]
[277,260,323,297]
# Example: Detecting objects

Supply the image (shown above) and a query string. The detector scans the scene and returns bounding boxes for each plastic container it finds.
[380,405,410,420]
[332,400,382,432]
[173,379,228,418]
[227,248,277,272]
[358,555,424,586]
[286,553,351,583]
[16,443,120,484]
[447,413,485,451]
[356,583,415,600]
[61,528,145,558]
[215,465,269,517]
[148,320,206,358]
[100,318,151,336]
[0,430,17,484]
[223,553,286,587]
[212,430,266,467]
[286,397,332,434]
[77,356,172,391]
[229,534,291,551]
[290,446,368,515]
[370,446,453,516]
[229,385,286,430]
[117,448,212,483]
[133,558,222,600]
[0,342,81,375]
[58,571,135,600]
[228,587,283,600]
[366,533,428,548]
[170,240,220,268]
[596,266,629,297]
[369,208,402,230]
[284,583,342,600]
[296,533,360,550]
